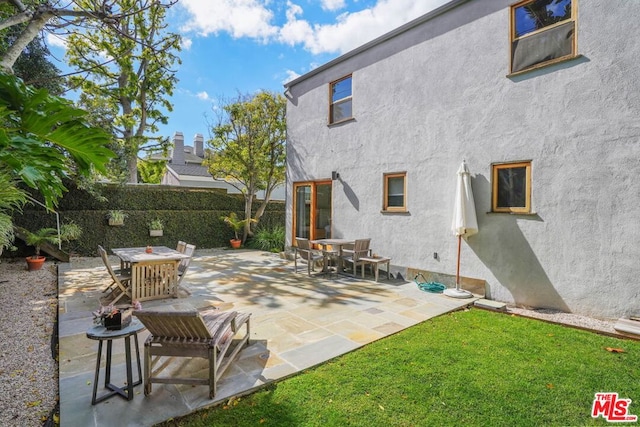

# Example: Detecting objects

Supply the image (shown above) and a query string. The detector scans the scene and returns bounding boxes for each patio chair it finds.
[133,307,251,399]
[98,245,132,304]
[294,238,325,275]
[176,243,196,294]
[340,238,371,276]
[176,241,187,253]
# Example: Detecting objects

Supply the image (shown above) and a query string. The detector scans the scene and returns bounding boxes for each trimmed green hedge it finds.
[11,183,284,257]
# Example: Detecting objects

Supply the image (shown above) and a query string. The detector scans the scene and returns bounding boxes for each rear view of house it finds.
[284,0,640,318]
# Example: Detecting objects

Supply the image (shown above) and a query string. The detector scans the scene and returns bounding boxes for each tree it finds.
[2,25,65,94]
[66,0,181,183]
[205,91,286,243]
[0,72,114,207]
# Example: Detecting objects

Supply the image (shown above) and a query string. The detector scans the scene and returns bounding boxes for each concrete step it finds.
[474,298,507,311]
[614,318,640,337]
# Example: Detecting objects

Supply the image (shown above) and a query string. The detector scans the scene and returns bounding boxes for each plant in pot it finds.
[107,209,127,226]
[24,227,59,271]
[149,218,164,237]
[220,212,256,249]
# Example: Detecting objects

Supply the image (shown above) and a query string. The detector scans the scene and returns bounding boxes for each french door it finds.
[293,181,332,243]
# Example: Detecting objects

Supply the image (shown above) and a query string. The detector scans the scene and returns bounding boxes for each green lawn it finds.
[159,308,640,427]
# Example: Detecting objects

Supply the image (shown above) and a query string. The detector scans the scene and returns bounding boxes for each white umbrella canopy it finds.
[445,160,478,298]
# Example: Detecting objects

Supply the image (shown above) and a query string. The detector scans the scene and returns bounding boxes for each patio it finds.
[58,248,476,426]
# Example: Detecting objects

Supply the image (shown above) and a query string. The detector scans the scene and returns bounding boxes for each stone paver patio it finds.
[58,249,476,426]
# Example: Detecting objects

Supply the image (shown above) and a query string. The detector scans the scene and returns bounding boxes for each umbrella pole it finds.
[456,235,461,290]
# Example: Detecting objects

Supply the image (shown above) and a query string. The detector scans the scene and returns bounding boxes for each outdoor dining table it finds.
[111,246,191,302]
[310,239,354,274]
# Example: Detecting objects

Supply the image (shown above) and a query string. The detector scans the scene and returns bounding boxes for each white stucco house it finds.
[156,131,285,200]
[283,0,640,318]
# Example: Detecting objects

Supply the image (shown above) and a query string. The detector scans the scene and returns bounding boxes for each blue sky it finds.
[48,0,449,145]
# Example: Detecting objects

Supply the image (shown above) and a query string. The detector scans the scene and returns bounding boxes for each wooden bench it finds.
[359,256,391,282]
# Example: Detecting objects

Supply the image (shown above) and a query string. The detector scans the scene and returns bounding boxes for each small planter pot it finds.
[102,309,132,330]
[230,239,242,249]
[149,229,163,237]
[26,256,46,271]
[108,219,124,226]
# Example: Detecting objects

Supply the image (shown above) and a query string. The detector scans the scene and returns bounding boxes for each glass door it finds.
[293,181,332,243]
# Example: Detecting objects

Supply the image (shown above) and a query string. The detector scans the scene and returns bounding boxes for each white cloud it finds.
[46,33,67,49]
[181,36,193,50]
[196,91,211,101]
[279,0,449,55]
[321,0,346,12]
[178,0,278,40]
[177,0,449,55]
[283,69,301,84]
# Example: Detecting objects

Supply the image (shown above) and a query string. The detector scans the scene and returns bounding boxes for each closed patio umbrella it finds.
[444,160,478,299]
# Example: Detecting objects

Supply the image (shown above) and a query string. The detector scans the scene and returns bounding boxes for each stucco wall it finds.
[284,0,640,319]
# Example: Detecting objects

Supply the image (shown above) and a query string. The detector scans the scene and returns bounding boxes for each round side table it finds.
[86,318,145,405]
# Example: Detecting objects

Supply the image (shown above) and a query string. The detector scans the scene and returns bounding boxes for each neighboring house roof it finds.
[168,163,211,177]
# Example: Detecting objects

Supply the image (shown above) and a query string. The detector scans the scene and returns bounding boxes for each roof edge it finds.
[283,0,470,88]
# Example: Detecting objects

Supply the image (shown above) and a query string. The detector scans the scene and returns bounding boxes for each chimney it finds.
[172,132,185,165]
[194,133,204,158]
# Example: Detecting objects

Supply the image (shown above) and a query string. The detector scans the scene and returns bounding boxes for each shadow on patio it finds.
[58,249,476,427]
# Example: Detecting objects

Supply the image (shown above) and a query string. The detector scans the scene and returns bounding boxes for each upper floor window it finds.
[329,75,352,124]
[492,161,532,213]
[510,0,577,74]
[383,172,407,212]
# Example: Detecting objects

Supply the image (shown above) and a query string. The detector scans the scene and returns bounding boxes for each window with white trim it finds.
[329,75,352,124]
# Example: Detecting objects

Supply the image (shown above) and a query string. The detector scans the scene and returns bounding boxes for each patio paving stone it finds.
[58,248,477,426]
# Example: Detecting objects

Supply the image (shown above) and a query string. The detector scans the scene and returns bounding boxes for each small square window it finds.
[329,75,352,124]
[383,172,407,212]
[510,0,577,74]
[492,161,532,213]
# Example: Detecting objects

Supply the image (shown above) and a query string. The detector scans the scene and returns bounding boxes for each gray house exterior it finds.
[283,0,640,319]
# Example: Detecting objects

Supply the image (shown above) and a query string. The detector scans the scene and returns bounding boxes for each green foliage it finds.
[107,210,128,222]
[206,91,286,240]
[148,218,164,230]
[138,159,167,184]
[220,212,257,241]
[66,0,182,183]
[0,72,114,209]
[248,225,285,253]
[12,183,284,256]
[60,221,82,241]
[0,170,26,250]
[162,309,640,427]
[24,227,58,257]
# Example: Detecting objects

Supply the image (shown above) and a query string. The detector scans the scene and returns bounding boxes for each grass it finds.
[158,309,640,427]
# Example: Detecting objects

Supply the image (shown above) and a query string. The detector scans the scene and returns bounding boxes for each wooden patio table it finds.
[111,246,191,302]
[310,239,354,274]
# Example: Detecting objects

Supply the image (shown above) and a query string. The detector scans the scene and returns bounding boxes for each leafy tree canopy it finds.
[205,91,286,242]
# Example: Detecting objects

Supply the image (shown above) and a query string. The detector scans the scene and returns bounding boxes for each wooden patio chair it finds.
[133,307,251,399]
[340,238,371,276]
[176,241,187,253]
[98,245,132,304]
[176,243,196,295]
[294,238,324,275]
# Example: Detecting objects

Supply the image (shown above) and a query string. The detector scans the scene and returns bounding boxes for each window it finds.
[329,75,352,124]
[510,0,577,74]
[492,161,532,213]
[383,172,407,212]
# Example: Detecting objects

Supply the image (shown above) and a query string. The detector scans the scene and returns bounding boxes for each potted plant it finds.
[24,227,59,271]
[107,209,127,226]
[220,212,256,249]
[92,301,142,330]
[149,218,164,237]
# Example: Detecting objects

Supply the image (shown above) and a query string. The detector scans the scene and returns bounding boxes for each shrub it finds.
[249,225,285,253]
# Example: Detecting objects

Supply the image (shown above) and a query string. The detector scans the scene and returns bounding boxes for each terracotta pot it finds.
[230,239,242,249]
[26,256,46,271]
